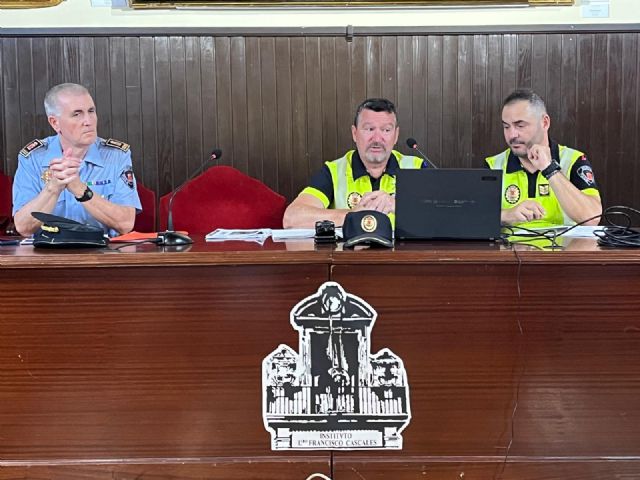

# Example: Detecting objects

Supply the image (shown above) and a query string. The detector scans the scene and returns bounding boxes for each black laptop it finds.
[395,169,503,240]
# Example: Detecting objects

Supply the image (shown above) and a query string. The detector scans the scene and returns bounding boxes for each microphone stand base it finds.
[158,231,194,246]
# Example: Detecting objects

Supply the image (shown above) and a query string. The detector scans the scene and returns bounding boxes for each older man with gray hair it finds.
[486,89,601,228]
[12,83,141,237]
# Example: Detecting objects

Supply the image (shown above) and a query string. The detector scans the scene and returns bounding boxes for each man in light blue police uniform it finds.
[12,83,141,237]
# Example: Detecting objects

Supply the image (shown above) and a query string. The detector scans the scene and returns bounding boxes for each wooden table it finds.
[1,237,639,479]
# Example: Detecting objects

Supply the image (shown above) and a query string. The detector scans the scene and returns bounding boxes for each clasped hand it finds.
[48,149,83,193]
[356,191,394,215]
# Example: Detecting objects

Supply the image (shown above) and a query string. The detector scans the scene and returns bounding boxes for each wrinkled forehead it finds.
[356,108,398,128]
[55,91,96,113]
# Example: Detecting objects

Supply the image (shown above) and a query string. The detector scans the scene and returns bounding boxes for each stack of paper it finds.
[205,228,272,244]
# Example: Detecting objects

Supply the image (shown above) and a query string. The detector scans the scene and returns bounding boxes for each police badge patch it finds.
[20,139,45,157]
[577,165,595,186]
[538,184,550,196]
[361,214,377,233]
[120,167,135,189]
[347,192,363,209]
[505,184,521,204]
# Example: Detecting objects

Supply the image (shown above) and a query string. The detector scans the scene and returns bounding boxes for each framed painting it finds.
[130,0,573,8]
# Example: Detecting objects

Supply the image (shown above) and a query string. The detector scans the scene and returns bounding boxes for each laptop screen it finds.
[395,169,503,240]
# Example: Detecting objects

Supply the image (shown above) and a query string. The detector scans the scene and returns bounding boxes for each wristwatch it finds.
[541,160,562,180]
[75,185,94,203]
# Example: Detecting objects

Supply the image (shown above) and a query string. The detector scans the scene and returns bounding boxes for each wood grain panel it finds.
[0,263,329,460]
[333,459,640,479]
[330,262,522,457]
[2,31,640,212]
[0,461,331,480]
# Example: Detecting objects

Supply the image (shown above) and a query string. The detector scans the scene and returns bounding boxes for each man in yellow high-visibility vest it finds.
[283,98,426,229]
[486,89,601,229]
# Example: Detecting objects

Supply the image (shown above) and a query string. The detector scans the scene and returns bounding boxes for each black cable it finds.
[594,206,640,248]
[109,238,161,250]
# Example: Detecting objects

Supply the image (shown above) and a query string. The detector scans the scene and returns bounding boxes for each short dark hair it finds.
[353,98,397,127]
[502,89,547,115]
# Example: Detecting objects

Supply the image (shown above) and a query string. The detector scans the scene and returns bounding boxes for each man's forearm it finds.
[13,185,64,236]
[80,194,136,234]
[549,174,602,225]
[283,204,349,229]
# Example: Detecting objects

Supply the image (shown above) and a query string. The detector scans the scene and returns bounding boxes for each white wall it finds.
[0,0,637,29]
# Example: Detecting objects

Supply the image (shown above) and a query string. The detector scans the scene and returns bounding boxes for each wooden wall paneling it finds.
[320,37,338,168]
[334,37,352,155]
[231,36,249,175]
[486,34,505,156]
[289,37,307,196]
[635,33,640,209]
[139,36,159,194]
[259,37,278,191]
[184,37,204,178]
[169,36,188,185]
[214,37,233,170]
[63,36,80,86]
[16,38,35,146]
[426,35,443,164]
[78,38,96,140]
[409,36,426,153]
[457,35,473,167]
[304,37,323,176]
[545,34,563,135]
[380,36,397,104]
[606,33,624,207]
[561,33,578,148]
[441,36,458,166]
[575,33,593,187]
[110,37,128,144]
[246,37,264,181]
[472,34,488,165]
[365,36,381,98]
[93,37,112,138]
[589,33,608,204]
[0,39,4,171]
[349,36,366,122]
[154,36,173,195]
[501,34,518,98]
[531,34,548,97]
[200,36,218,173]
[396,35,413,147]
[46,37,64,88]
[29,37,49,147]
[124,37,144,183]
[2,39,20,172]
[517,33,532,89]
[276,37,293,199]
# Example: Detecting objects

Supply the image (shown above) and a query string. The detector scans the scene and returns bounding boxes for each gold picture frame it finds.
[0,0,62,7]
[130,0,573,7]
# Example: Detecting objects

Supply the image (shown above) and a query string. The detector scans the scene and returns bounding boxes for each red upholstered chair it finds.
[134,182,157,232]
[159,166,287,234]
[0,172,14,235]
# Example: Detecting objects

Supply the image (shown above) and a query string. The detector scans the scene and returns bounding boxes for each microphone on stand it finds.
[157,148,222,246]
[406,137,439,169]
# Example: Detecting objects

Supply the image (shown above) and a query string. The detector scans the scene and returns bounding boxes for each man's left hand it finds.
[527,144,552,172]
[358,191,395,215]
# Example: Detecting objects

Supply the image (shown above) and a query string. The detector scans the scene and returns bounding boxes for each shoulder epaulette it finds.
[103,138,130,152]
[19,139,46,157]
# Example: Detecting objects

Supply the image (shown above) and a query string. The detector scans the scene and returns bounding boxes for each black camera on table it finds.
[314,220,336,244]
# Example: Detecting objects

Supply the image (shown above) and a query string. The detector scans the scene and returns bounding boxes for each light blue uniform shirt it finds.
[13,135,142,237]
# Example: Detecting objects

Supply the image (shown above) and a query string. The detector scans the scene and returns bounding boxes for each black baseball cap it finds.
[343,210,393,248]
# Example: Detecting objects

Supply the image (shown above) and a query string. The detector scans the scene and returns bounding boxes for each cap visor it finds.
[343,234,393,249]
